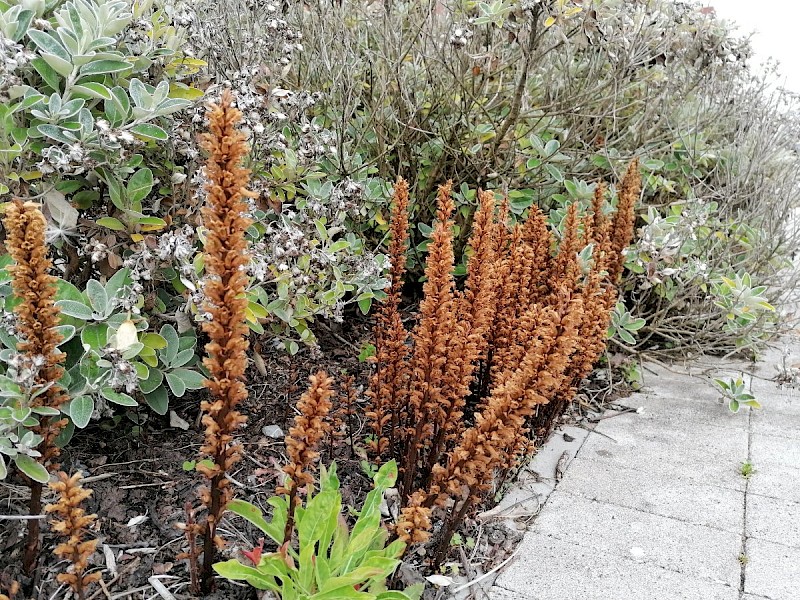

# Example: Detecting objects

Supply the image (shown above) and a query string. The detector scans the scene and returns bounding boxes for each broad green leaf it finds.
[0,456,6,480]
[54,324,76,344]
[298,489,340,550]
[27,29,71,62]
[69,396,94,428]
[31,57,61,91]
[141,333,167,349]
[14,455,49,483]
[41,52,73,77]
[97,216,126,231]
[81,323,108,350]
[169,83,204,100]
[171,368,205,390]
[56,299,93,320]
[212,560,279,591]
[145,384,169,415]
[139,367,164,394]
[72,82,112,100]
[309,586,371,600]
[165,371,186,397]
[80,59,131,76]
[127,167,153,204]
[85,279,108,315]
[129,122,167,141]
[101,388,137,407]
[227,499,282,542]
[170,348,195,368]
[159,324,180,365]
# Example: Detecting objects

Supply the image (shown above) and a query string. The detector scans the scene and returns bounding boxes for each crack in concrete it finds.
[740,407,753,599]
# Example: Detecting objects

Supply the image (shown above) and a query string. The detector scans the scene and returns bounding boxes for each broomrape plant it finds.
[368,162,639,562]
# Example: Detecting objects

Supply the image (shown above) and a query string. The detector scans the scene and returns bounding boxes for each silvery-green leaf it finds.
[86,279,108,315]
[15,455,49,483]
[69,396,94,428]
[128,77,149,109]
[27,28,71,61]
[40,52,73,77]
[56,300,94,321]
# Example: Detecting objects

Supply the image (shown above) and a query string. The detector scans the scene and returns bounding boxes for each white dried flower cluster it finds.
[119,17,152,55]
[249,179,384,324]
[0,34,34,101]
[95,119,137,146]
[37,144,89,176]
[192,71,332,172]
[6,352,45,390]
[101,346,138,393]
[0,310,18,338]
[449,25,473,47]
[156,225,195,264]
[86,240,109,263]
[178,0,303,77]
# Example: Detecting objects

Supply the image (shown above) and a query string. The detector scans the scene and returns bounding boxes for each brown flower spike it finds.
[279,371,334,542]
[45,472,101,599]
[3,199,68,574]
[196,90,253,592]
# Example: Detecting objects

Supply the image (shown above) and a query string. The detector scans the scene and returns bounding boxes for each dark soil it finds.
[0,313,634,600]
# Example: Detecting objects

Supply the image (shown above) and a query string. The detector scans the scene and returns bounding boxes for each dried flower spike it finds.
[4,199,68,574]
[45,472,101,599]
[279,371,334,542]
[196,89,254,593]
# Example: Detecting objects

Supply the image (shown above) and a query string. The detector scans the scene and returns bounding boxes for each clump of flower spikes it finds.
[369,163,640,559]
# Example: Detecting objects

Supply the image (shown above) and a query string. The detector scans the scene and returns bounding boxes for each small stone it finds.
[262,425,284,438]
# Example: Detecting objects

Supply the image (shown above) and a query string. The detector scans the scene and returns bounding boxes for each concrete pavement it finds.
[487,339,800,600]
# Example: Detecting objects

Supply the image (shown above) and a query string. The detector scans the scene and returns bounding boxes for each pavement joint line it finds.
[551,487,743,536]
[746,489,800,504]
[740,406,753,599]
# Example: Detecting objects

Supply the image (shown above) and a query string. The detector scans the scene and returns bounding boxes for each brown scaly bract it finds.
[400,182,458,496]
[3,199,68,462]
[196,90,253,591]
[45,472,101,598]
[278,371,334,542]
[608,158,640,283]
[366,178,411,459]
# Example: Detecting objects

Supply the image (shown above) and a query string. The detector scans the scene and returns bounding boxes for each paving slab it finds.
[480,425,590,524]
[489,338,800,599]
[556,456,745,532]
[490,533,738,600]
[615,391,749,432]
[751,407,800,441]
[579,414,748,490]
[744,538,800,600]
[532,491,741,586]
[750,432,800,469]
[747,461,800,502]
[746,494,800,548]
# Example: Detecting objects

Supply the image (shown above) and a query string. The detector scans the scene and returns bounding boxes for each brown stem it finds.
[22,481,42,575]
[283,483,299,545]
[200,473,223,594]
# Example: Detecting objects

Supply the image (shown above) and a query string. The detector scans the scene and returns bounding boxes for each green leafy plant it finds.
[214,460,423,600]
[607,302,646,345]
[740,461,755,479]
[0,369,56,483]
[713,376,761,413]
